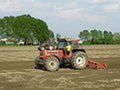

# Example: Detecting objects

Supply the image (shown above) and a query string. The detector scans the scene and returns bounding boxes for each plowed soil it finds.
[0,45,120,90]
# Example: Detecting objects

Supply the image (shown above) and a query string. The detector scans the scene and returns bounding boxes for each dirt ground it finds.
[0,45,120,90]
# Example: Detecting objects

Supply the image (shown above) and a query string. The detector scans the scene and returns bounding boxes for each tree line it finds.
[0,14,120,45]
[0,15,54,45]
[79,30,120,44]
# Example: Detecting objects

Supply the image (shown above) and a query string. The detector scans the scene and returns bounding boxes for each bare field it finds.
[0,45,120,90]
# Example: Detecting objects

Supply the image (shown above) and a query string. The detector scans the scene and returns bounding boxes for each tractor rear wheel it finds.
[44,57,60,72]
[72,52,87,69]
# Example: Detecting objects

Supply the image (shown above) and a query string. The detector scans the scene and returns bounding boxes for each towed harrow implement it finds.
[87,61,107,69]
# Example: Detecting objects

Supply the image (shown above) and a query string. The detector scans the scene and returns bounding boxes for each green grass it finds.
[0,44,38,47]
[81,43,120,45]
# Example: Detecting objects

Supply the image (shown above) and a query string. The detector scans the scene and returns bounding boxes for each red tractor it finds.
[35,38,88,71]
[35,38,107,71]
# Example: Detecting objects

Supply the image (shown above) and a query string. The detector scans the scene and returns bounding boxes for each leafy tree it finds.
[79,30,90,41]
[90,30,99,43]
[0,16,15,39]
[103,31,113,44]
[56,33,61,39]
[79,29,118,44]
[113,33,120,43]
[0,14,54,44]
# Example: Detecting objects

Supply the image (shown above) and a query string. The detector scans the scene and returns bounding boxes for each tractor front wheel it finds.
[72,52,87,69]
[44,57,60,72]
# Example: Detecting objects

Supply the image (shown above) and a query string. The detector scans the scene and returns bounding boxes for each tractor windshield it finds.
[58,41,68,49]
[58,41,79,49]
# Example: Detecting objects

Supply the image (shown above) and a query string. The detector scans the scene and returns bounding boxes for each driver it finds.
[64,45,73,58]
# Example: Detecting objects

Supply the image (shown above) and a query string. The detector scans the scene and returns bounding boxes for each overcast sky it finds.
[0,0,120,38]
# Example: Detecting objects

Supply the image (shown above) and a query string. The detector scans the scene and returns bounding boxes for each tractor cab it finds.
[57,38,79,50]
[36,38,88,72]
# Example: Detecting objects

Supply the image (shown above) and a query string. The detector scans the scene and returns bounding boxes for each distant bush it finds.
[79,30,120,44]
[0,41,6,44]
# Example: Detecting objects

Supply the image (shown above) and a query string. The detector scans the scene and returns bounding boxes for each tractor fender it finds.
[72,49,88,58]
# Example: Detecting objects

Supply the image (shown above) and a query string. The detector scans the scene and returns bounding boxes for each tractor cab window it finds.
[68,42,72,45]
[57,40,79,49]
[58,41,68,49]
[67,42,79,48]
[71,42,79,46]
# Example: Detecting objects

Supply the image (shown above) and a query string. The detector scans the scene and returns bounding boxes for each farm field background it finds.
[0,45,120,90]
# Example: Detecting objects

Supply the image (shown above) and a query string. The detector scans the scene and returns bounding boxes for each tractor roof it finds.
[58,38,79,42]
